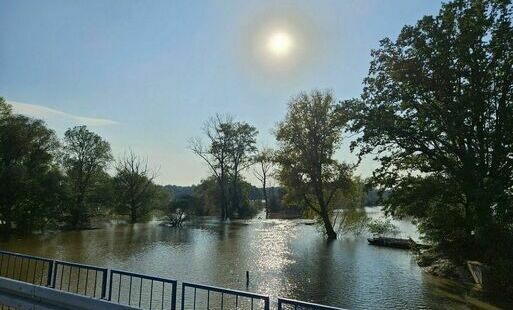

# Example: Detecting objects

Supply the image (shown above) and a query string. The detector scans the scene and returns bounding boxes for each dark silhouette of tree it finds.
[113,150,158,223]
[253,148,275,218]
[190,115,233,220]
[0,97,63,233]
[345,0,513,289]
[227,121,258,216]
[275,90,354,240]
[62,125,112,228]
[190,115,257,220]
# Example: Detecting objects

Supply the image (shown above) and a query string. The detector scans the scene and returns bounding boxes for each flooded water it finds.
[0,208,508,309]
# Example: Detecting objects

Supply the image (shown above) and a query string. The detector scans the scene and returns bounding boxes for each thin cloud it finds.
[8,100,118,127]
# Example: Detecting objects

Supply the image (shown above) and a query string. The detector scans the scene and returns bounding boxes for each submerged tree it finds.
[166,195,196,227]
[346,0,513,274]
[190,115,257,220]
[62,126,112,228]
[190,115,233,220]
[227,121,258,216]
[253,148,275,218]
[275,90,354,240]
[113,150,158,223]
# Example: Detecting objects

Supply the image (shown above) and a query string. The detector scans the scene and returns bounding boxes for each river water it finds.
[0,208,508,309]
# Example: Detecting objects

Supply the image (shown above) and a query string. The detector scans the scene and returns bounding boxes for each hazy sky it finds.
[0,0,443,185]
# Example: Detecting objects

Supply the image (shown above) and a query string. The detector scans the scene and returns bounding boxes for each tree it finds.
[62,126,112,228]
[0,97,12,120]
[190,115,257,220]
[190,115,233,220]
[0,97,63,233]
[166,195,196,227]
[275,90,354,240]
[253,148,275,218]
[227,122,258,216]
[367,218,399,237]
[113,150,158,223]
[346,0,513,266]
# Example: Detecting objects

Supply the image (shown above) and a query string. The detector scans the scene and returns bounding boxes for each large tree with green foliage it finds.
[346,0,513,268]
[62,125,112,228]
[0,97,63,233]
[275,90,354,240]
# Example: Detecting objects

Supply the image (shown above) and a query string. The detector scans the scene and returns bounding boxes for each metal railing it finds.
[52,260,108,299]
[0,250,345,310]
[109,268,177,310]
[0,250,53,286]
[181,282,270,310]
[277,298,344,310]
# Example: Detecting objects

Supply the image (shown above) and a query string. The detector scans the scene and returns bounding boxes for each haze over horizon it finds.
[0,0,443,186]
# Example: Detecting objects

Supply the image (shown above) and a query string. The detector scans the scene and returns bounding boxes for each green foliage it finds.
[62,126,113,228]
[366,218,399,237]
[166,195,197,226]
[0,97,63,233]
[190,115,258,220]
[345,0,513,292]
[275,90,355,239]
[0,97,12,120]
[336,208,369,236]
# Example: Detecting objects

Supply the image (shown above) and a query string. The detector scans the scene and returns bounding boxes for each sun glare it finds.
[267,31,293,57]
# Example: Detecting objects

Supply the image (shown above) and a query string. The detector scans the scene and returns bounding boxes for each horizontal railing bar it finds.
[54,260,107,272]
[183,281,269,300]
[111,268,177,284]
[0,250,53,264]
[278,298,345,310]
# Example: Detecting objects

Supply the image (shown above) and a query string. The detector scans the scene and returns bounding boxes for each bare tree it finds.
[113,150,158,223]
[253,148,274,218]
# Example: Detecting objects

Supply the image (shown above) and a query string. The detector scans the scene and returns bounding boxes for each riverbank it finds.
[414,246,513,308]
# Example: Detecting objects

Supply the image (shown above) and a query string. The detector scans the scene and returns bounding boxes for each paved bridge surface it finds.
[0,277,136,310]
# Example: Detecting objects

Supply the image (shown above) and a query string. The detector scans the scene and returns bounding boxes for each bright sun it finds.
[267,31,293,57]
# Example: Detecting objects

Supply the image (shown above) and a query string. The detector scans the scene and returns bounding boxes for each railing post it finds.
[277,298,282,310]
[51,261,58,288]
[46,260,54,287]
[180,283,185,310]
[171,280,177,310]
[108,269,114,301]
[101,270,108,299]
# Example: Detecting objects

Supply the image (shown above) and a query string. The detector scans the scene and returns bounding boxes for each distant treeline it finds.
[166,184,386,207]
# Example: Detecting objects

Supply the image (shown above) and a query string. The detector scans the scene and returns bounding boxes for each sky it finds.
[0,0,443,186]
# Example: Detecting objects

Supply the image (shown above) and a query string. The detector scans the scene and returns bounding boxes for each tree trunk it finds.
[321,210,337,240]
[262,177,268,219]
[219,180,228,221]
[232,173,240,217]
[130,206,137,224]
[2,204,12,235]
[72,194,85,229]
